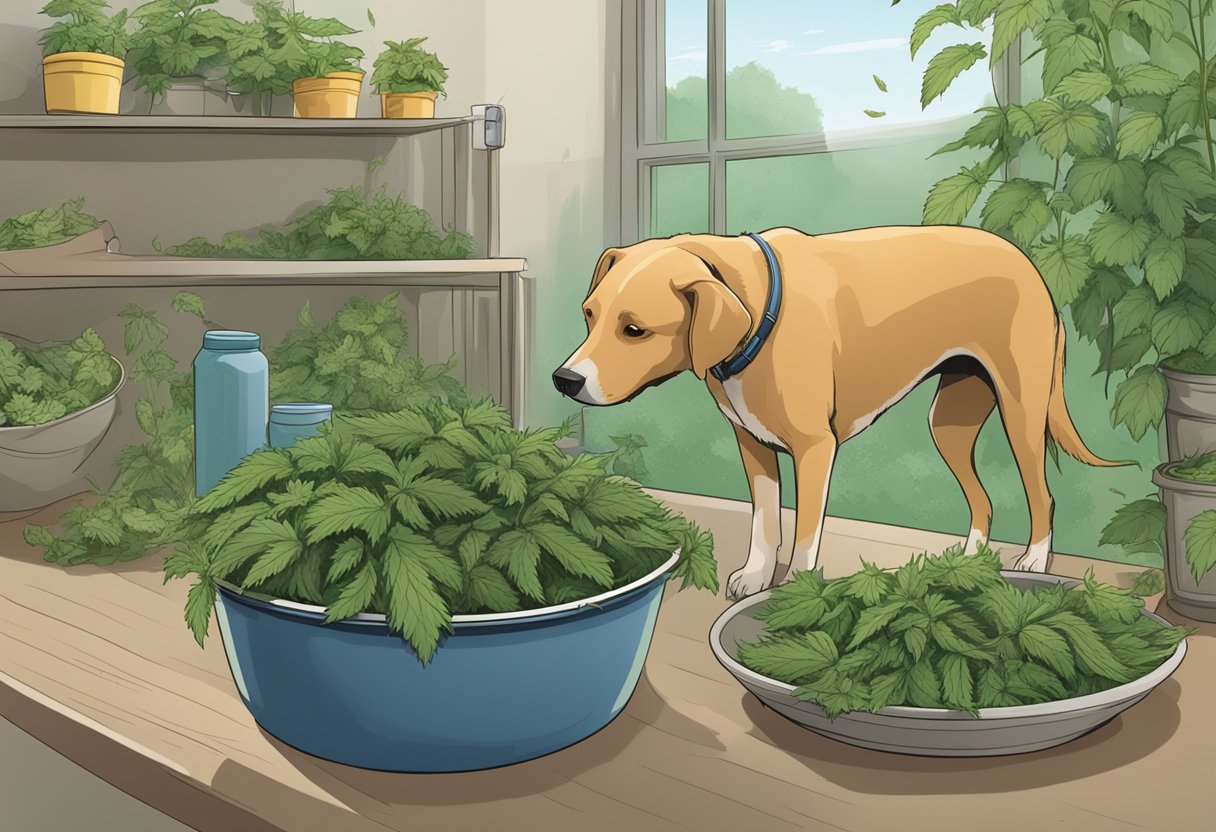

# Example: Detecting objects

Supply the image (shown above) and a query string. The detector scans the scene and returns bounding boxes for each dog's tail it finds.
[1047,314,1136,468]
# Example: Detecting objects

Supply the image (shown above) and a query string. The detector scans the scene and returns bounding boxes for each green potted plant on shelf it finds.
[165,399,718,772]
[126,0,238,116]
[278,6,365,119]
[38,0,132,115]
[371,37,449,119]
[220,0,292,116]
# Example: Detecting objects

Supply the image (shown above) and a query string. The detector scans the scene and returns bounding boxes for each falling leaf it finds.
[873,74,888,92]
[864,109,887,118]
[367,8,377,27]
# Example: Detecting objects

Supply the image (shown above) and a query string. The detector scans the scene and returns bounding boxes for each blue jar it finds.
[269,403,334,449]
[194,331,269,497]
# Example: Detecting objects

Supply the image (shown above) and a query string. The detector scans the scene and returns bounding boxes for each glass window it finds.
[724,0,996,139]
[645,0,707,143]
[651,163,710,237]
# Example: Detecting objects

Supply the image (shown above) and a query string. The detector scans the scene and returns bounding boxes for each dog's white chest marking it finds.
[717,377,789,450]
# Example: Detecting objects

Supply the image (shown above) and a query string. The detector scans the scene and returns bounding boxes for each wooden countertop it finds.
[0,490,1209,832]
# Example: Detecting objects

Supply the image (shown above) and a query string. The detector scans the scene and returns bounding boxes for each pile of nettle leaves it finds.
[168,400,717,662]
[159,186,475,261]
[737,546,1189,717]
[23,292,469,565]
[0,198,101,252]
[0,329,119,427]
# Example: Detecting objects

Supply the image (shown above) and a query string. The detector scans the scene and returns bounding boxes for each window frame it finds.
[617,0,1021,243]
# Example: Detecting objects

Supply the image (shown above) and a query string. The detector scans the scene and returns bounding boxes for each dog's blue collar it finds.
[710,232,782,382]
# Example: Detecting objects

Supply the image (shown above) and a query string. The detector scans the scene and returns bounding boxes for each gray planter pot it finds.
[1153,461,1216,621]
[1162,368,1216,461]
[710,571,1187,756]
[122,77,237,116]
[0,356,125,512]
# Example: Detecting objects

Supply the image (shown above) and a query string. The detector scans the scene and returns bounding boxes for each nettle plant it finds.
[737,546,1190,717]
[168,401,718,662]
[915,0,1216,442]
[371,37,450,97]
[38,0,131,59]
[127,0,234,100]
[24,292,469,566]
[0,329,119,427]
[160,185,476,260]
[0,198,100,252]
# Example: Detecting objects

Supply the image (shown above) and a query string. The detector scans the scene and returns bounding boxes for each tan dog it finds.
[553,226,1129,598]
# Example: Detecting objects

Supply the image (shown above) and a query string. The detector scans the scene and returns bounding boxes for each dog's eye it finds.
[623,324,647,338]
[584,308,593,319]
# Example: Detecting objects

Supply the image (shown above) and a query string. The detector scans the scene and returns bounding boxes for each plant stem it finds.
[1192,0,1216,173]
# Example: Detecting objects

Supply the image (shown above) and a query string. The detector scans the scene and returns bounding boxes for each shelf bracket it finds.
[471,105,505,150]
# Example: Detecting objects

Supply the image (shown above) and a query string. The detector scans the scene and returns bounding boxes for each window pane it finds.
[648,0,707,143]
[651,163,709,237]
[724,0,995,139]
[725,136,986,234]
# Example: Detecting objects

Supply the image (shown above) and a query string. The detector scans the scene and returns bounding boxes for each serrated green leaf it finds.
[326,538,364,582]
[1101,499,1167,546]
[171,291,207,320]
[195,451,296,512]
[736,632,839,684]
[940,653,975,711]
[910,4,961,59]
[1115,111,1162,159]
[1111,366,1167,440]
[185,579,216,647]
[326,561,378,623]
[980,178,1050,245]
[1116,64,1181,97]
[1143,233,1186,299]
[1129,568,1165,597]
[1151,300,1213,357]
[1032,234,1092,305]
[1184,510,1216,583]
[1055,69,1113,103]
[1086,213,1154,267]
[922,43,987,108]
[302,485,392,545]
[991,0,1049,65]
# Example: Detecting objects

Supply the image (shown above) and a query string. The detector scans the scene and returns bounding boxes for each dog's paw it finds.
[727,566,773,600]
[1011,545,1051,573]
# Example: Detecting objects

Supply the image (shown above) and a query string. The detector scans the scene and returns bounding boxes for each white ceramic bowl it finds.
[710,571,1188,757]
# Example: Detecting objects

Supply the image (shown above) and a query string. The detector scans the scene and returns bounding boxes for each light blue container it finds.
[194,331,269,496]
[268,403,333,449]
[212,551,679,772]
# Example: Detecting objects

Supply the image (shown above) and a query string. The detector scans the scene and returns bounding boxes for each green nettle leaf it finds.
[1143,233,1186,299]
[933,107,1006,155]
[1151,300,1214,356]
[1145,165,1194,238]
[531,522,615,587]
[327,538,365,582]
[1107,330,1153,373]
[1055,70,1113,104]
[171,291,207,320]
[1035,99,1106,158]
[195,451,296,512]
[302,485,392,545]
[1086,213,1154,267]
[1184,510,1216,584]
[991,0,1050,65]
[922,43,987,108]
[1043,34,1102,93]
[1115,64,1181,98]
[1115,111,1162,159]
[924,158,998,224]
[1032,235,1092,305]
[736,632,839,684]
[1129,568,1165,598]
[1165,82,1202,134]
[487,528,544,601]
[1123,0,1174,36]
[1018,623,1075,677]
[980,178,1050,245]
[1112,284,1158,341]
[863,109,887,119]
[326,561,379,624]
[940,653,975,711]
[910,4,962,59]
[184,579,217,647]
[466,563,520,611]
[872,74,888,92]
[1111,366,1167,441]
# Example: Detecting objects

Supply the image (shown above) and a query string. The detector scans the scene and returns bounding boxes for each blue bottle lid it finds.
[203,330,262,351]
[270,403,334,425]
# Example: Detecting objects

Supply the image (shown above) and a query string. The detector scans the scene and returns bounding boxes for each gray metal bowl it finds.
[709,571,1187,757]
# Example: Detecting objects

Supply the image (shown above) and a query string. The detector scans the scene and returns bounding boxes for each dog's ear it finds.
[679,279,753,380]
[586,247,622,298]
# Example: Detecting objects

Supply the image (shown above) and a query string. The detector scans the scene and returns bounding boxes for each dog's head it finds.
[553,240,753,406]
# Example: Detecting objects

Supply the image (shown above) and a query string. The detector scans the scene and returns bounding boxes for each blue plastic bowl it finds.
[213,551,678,772]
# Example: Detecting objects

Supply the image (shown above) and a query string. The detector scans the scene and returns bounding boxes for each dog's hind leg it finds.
[929,372,996,556]
[992,369,1056,573]
[726,423,784,600]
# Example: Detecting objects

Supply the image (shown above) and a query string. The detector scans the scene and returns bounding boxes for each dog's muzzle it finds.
[552,368,586,399]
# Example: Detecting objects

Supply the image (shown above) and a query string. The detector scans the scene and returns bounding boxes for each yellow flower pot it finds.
[42,52,124,115]
[380,91,438,119]
[292,71,364,119]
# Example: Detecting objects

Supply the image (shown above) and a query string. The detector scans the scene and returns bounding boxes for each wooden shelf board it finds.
[0,114,476,137]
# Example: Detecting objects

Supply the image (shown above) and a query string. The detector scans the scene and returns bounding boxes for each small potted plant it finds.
[371,37,449,119]
[1153,452,1216,621]
[220,0,292,116]
[168,399,718,772]
[38,0,132,115]
[280,9,365,119]
[127,0,237,116]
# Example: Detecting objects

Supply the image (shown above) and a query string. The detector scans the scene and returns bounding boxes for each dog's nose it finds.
[552,368,586,398]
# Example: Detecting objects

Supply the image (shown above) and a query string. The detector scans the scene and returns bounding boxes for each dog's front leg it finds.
[726,423,783,600]
[787,433,839,578]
